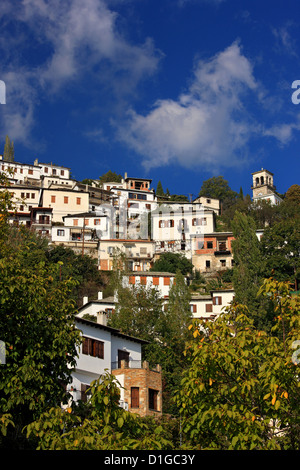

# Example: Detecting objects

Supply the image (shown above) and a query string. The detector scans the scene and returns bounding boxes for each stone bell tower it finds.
[251,168,282,205]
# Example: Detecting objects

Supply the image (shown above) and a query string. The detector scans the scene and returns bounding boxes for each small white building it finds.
[122,271,177,298]
[189,289,235,320]
[71,315,147,406]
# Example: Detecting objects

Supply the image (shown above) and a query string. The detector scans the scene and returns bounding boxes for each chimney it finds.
[98,291,103,300]
[34,158,38,166]
[83,296,88,305]
[124,172,128,179]
[97,311,107,326]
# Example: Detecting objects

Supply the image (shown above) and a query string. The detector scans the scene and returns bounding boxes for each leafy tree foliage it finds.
[156,180,165,197]
[99,170,122,184]
[198,176,238,210]
[158,271,193,413]
[46,245,104,306]
[25,371,174,450]
[231,212,271,330]
[3,135,14,162]
[151,252,193,276]
[175,279,300,450]
[261,217,300,290]
[285,184,300,205]
[0,251,81,448]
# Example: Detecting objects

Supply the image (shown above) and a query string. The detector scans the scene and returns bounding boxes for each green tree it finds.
[159,270,192,414]
[0,254,81,448]
[156,180,165,197]
[198,176,238,211]
[25,371,173,450]
[231,212,270,330]
[261,217,300,290]
[175,279,300,450]
[285,184,300,205]
[3,135,14,162]
[151,252,193,276]
[99,170,122,184]
[46,245,105,306]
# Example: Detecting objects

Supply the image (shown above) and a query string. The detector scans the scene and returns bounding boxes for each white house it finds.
[71,315,147,407]
[122,271,177,298]
[151,202,215,259]
[189,289,235,320]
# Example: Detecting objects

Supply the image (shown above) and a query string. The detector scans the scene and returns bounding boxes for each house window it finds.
[131,387,139,408]
[51,195,56,203]
[82,337,104,359]
[26,193,30,198]
[21,192,25,198]
[76,197,81,205]
[31,193,35,199]
[52,169,57,175]
[206,304,213,313]
[213,296,222,305]
[28,169,33,175]
[152,277,159,286]
[190,304,197,313]
[45,167,48,173]
[84,219,89,226]
[94,219,100,225]
[118,349,129,368]
[140,276,147,285]
[149,389,158,411]
[73,219,78,226]
[220,259,226,267]
[57,229,65,236]
[64,196,69,204]
[129,276,135,285]
[146,204,151,210]
[61,170,64,176]
[207,241,213,249]
[164,277,170,286]
[206,260,211,268]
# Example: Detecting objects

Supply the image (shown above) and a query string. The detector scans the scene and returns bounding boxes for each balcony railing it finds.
[111,360,161,373]
[111,360,142,370]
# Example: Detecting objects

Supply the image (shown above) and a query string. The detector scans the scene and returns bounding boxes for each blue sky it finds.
[0,0,299,199]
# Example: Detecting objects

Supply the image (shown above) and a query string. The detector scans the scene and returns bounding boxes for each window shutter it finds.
[193,304,197,313]
[131,387,139,408]
[206,304,213,313]
[82,337,89,355]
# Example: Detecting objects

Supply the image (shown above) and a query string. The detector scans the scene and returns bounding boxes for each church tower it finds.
[251,169,282,205]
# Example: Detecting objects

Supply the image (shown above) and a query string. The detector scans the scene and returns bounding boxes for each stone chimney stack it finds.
[97,311,107,326]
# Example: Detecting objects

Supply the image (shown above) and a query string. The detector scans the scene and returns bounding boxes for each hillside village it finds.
[0,150,282,321]
[1,142,299,451]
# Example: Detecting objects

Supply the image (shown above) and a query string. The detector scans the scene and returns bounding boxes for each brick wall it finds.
[112,361,162,418]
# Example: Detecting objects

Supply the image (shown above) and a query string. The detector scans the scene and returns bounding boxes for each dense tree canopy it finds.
[151,252,193,276]
[199,176,238,210]
[175,279,300,450]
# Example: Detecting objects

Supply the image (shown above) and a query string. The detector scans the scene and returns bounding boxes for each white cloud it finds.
[0,0,162,143]
[115,42,258,171]
[262,118,300,146]
[21,0,161,90]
